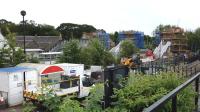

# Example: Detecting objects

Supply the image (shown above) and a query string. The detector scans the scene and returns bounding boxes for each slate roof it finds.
[15,36,62,52]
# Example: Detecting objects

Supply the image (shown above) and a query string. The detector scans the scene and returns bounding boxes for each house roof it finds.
[15,36,62,52]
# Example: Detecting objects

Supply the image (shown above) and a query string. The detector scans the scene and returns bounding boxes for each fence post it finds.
[172,95,177,112]
[151,62,153,75]
[182,66,184,76]
[195,65,197,74]
[191,67,193,76]
[195,77,199,110]
[178,64,180,74]
[185,65,188,77]
[174,64,176,72]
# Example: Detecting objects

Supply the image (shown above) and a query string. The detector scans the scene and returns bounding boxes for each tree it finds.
[110,31,118,45]
[154,24,177,33]
[186,28,200,52]
[17,20,60,36]
[87,38,115,67]
[0,44,11,67]
[80,47,92,68]
[103,50,116,66]
[58,39,81,63]
[87,38,105,65]
[0,19,59,36]
[58,38,115,67]
[119,40,138,58]
[0,27,26,67]
[56,23,96,40]
[0,19,17,36]
[144,35,155,49]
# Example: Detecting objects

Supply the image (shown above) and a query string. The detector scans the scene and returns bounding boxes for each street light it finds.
[20,10,26,54]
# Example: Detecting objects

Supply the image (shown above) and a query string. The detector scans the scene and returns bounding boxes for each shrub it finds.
[59,97,84,112]
[113,72,196,112]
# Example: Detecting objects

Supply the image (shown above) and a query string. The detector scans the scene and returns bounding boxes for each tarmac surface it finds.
[0,105,22,112]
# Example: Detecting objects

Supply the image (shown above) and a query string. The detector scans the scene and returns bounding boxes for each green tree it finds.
[58,39,81,63]
[17,20,60,36]
[144,35,155,49]
[56,23,96,40]
[0,27,26,67]
[0,44,11,67]
[110,31,118,45]
[87,38,105,65]
[0,19,17,36]
[0,19,59,36]
[5,29,26,65]
[80,47,92,68]
[88,38,115,67]
[119,40,138,58]
[154,24,177,33]
[103,50,116,66]
[186,28,200,52]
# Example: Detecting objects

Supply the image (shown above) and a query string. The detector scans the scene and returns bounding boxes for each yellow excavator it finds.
[121,55,142,69]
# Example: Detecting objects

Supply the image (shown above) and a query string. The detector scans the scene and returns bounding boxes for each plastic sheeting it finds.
[109,41,122,56]
[134,32,144,49]
[97,32,110,49]
[153,41,171,58]
[154,32,161,46]
[118,32,144,49]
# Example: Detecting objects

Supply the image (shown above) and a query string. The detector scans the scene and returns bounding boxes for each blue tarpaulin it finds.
[0,67,33,73]
[97,32,111,49]
[118,31,144,49]
[154,32,161,46]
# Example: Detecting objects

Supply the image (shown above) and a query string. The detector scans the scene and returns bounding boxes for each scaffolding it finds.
[160,27,188,54]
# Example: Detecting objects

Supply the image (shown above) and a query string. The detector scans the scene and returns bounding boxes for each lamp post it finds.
[20,10,26,54]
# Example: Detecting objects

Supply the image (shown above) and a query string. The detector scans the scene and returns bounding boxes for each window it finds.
[60,75,70,89]
[72,79,79,87]
[60,76,79,89]
[82,76,93,87]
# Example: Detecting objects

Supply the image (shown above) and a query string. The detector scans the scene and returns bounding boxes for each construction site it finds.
[160,27,188,54]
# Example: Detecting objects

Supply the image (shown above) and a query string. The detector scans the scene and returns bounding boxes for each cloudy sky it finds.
[0,0,199,35]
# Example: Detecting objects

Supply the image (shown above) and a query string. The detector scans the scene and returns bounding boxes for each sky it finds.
[0,0,200,35]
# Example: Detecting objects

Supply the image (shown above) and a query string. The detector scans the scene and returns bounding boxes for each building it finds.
[81,31,111,49]
[81,32,96,47]
[160,27,188,54]
[15,35,62,52]
[118,31,144,49]
[15,35,63,64]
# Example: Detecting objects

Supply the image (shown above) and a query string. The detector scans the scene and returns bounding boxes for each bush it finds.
[119,40,138,58]
[84,84,104,112]
[113,72,196,112]
[59,97,84,112]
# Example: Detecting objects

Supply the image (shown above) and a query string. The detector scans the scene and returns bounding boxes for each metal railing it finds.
[143,71,200,112]
[133,59,200,77]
